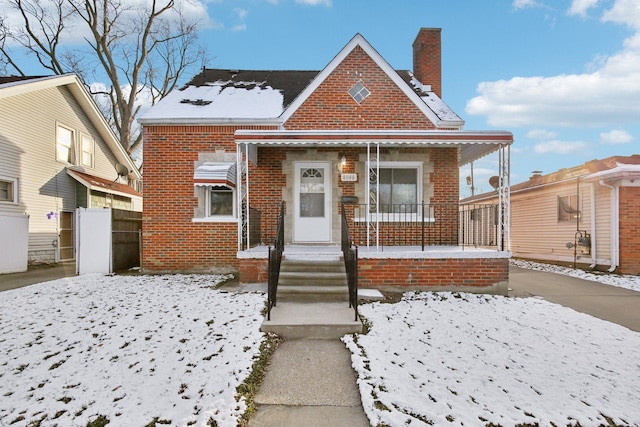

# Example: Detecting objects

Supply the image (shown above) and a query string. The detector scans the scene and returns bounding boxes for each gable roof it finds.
[280,33,463,128]
[139,34,463,128]
[0,74,140,180]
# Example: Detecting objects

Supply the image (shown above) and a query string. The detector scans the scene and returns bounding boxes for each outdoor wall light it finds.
[47,212,59,219]
[340,155,347,172]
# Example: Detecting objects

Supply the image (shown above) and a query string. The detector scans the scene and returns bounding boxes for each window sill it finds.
[192,217,238,223]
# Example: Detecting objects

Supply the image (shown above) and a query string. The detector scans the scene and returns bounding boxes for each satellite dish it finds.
[489,176,500,190]
[115,163,129,177]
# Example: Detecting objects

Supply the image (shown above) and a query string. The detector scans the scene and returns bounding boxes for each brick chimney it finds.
[412,28,442,98]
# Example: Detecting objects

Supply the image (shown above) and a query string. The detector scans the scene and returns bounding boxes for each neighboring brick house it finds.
[140,29,514,293]
[462,155,640,275]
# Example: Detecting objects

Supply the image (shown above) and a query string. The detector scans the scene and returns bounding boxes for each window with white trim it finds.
[369,162,422,214]
[81,134,95,168]
[56,125,75,164]
[207,185,235,217]
[0,177,17,203]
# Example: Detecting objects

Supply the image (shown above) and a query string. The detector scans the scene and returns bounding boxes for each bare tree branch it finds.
[1,0,206,155]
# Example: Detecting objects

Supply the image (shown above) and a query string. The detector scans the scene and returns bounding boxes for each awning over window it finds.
[194,162,236,187]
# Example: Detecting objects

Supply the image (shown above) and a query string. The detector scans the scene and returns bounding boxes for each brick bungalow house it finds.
[139,28,514,293]
[462,155,640,275]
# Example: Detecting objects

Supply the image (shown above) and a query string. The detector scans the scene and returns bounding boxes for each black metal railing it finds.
[341,204,359,321]
[341,202,500,250]
[267,201,285,321]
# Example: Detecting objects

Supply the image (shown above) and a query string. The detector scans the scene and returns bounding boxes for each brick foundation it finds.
[238,253,510,295]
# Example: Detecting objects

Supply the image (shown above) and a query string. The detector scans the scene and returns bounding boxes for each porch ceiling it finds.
[234,129,513,165]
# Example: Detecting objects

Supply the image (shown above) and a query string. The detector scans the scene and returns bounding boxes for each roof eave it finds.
[138,117,283,126]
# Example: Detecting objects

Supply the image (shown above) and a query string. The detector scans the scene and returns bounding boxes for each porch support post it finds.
[236,143,250,251]
[497,144,510,251]
[366,142,380,251]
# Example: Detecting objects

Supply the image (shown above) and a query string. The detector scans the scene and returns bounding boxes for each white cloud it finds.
[512,0,539,10]
[567,0,600,17]
[234,8,248,20]
[600,129,634,144]
[526,129,558,139]
[466,0,640,128]
[602,0,640,30]
[533,140,589,154]
[230,8,247,31]
[295,0,332,6]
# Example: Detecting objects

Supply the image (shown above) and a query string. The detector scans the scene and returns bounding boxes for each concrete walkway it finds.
[509,265,640,332]
[248,339,369,427]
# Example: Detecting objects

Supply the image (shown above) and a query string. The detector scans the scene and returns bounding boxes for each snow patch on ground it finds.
[344,292,640,426]
[0,274,265,427]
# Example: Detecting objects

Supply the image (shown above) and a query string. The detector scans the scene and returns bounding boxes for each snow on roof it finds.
[142,80,285,122]
[140,67,463,126]
[408,74,463,123]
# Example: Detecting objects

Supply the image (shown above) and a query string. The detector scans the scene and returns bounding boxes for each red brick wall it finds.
[619,186,640,275]
[358,257,509,290]
[239,255,509,294]
[142,124,277,273]
[285,46,436,130]
[142,44,462,273]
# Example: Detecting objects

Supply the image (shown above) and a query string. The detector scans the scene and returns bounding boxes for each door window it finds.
[300,168,325,218]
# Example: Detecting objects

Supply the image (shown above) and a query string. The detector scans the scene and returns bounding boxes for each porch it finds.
[238,243,510,295]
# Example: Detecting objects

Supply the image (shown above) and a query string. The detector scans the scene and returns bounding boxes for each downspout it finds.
[589,182,597,269]
[599,179,619,272]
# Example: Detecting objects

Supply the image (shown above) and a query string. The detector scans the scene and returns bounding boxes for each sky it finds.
[192,0,639,197]
[3,0,639,197]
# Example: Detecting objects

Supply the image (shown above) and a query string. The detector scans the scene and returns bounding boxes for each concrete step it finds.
[276,258,349,303]
[277,285,349,303]
[261,302,362,340]
[281,259,345,273]
[278,271,347,287]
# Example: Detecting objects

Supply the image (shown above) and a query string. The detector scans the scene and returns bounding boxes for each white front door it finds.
[294,162,332,242]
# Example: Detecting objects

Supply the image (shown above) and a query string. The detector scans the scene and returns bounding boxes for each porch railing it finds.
[341,202,500,250]
[341,205,358,321]
[267,201,285,321]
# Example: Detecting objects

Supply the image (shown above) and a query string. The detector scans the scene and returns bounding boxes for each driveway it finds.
[0,262,76,292]
[509,265,640,332]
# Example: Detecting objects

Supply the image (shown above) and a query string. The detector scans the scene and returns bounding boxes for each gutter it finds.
[598,179,619,272]
[589,182,598,269]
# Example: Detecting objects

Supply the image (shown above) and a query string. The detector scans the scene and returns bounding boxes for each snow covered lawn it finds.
[2,262,640,427]
[344,291,640,427]
[0,274,266,427]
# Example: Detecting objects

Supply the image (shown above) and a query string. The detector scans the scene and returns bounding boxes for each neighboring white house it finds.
[462,155,640,275]
[0,75,141,272]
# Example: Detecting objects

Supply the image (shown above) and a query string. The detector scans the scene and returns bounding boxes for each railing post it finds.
[267,201,285,321]
[421,200,425,251]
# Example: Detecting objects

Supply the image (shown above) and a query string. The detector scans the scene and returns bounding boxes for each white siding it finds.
[0,83,126,262]
[510,181,593,264]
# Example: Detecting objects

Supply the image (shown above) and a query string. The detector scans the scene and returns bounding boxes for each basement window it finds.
[348,81,370,104]
[0,177,17,203]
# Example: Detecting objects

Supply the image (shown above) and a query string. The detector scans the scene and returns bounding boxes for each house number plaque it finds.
[341,173,358,182]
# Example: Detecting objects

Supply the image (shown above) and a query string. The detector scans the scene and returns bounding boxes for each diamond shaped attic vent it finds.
[348,81,370,104]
